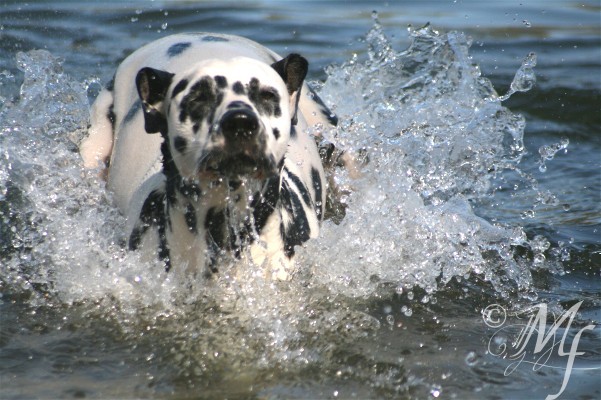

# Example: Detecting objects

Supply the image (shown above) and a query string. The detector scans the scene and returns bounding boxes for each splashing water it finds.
[538,136,569,172]
[0,20,561,391]
[300,22,538,298]
[1,22,547,308]
[0,50,139,307]
[498,52,537,101]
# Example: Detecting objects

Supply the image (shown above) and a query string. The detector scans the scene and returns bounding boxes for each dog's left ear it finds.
[136,67,174,134]
[271,54,308,126]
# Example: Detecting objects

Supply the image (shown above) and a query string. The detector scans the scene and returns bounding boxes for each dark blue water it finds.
[1,1,599,399]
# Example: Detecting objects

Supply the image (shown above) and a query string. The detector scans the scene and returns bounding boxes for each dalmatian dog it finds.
[80,33,337,280]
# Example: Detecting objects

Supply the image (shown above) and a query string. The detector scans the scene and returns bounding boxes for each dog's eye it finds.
[260,89,278,102]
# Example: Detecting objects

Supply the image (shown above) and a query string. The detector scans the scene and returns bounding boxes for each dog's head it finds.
[135,54,308,181]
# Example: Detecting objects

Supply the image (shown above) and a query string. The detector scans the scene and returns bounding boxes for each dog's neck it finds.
[165,174,281,272]
[168,174,282,227]
[158,134,284,270]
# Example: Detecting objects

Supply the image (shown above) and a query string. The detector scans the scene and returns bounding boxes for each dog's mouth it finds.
[197,151,277,180]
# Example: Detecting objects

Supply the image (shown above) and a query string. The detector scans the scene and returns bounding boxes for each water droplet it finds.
[538,137,569,171]
[533,253,546,266]
[465,351,479,366]
[500,52,537,100]
[493,335,507,347]
[538,162,547,173]
[530,235,550,252]
[521,209,535,219]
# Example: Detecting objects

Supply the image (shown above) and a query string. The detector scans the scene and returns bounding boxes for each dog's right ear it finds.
[136,67,174,134]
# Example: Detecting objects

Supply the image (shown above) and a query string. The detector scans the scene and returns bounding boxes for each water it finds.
[1,1,599,399]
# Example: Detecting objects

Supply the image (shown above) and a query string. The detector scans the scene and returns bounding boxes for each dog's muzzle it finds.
[198,107,276,178]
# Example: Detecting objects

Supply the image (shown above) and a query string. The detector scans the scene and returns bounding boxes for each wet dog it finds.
[80,33,337,279]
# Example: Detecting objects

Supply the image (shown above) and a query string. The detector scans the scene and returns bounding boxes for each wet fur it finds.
[80,33,337,279]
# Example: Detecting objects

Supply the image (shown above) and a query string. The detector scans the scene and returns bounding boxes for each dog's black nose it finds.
[220,109,260,141]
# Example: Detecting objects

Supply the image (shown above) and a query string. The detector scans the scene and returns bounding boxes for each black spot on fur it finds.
[318,142,336,165]
[272,127,280,139]
[214,75,227,88]
[209,92,224,124]
[107,104,116,130]
[205,207,227,272]
[280,221,293,258]
[311,167,323,220]
[233,81,245,95]
[249,175,281,234]
[201,35,229,42]
[106,78,115,91]
[281,179,311,257]
[277,157,285,171]
[162,136,180,206]
[207,168,282,255]
[205,208,226,246]
[179,76,217,124]
[176,179,202,200]
[173,136,188,154]
[308,86,338,126]
[129,189,171,271]
[228,180,242,191]
[285,168,311,207]
[171,79,189,99]
[167,42,191,57]
[247,78,282,118]
[184,203,197,234]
